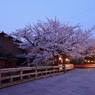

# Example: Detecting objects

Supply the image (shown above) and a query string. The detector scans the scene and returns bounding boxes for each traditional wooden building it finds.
[0,32,26,68]
[0,32,24,54]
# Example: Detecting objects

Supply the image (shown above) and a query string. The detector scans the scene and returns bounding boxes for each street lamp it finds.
[58,56,63,70]
[59,56,63,64]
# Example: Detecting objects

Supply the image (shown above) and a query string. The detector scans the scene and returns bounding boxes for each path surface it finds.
[0,68,95,95]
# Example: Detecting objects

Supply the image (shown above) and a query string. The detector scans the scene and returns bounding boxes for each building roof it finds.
[0,57,17,60]
[0,31,21,43]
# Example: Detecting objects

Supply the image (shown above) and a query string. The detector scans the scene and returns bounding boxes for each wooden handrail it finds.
[0,64,74,89]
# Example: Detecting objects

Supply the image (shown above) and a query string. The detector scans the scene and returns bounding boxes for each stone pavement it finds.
[0,68,95,95]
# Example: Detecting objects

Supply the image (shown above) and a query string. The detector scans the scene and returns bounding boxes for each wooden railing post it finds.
[63,64,66,73]
[0,71,1,85]
[46,66,47,75]
[20,70,23,81]
[10,78,13,83]
[35,66,38,78]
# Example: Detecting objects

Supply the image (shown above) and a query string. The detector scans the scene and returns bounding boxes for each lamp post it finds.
[59,56,63,64]
[58,56,63,70]
[58,56,66,73]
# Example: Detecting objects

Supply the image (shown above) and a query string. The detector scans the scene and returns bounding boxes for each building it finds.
[0,32,26,68]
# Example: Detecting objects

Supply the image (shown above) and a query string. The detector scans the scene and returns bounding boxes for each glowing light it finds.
[65,58,69,62]
[88,60,90,63]
[84,60,86,62]
[59,56,63,64]
[59,57,62,60]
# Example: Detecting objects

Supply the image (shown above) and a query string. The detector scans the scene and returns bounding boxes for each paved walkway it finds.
[0,68,95,95]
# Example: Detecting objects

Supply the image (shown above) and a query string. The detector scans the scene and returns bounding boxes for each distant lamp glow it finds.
[59,57,62,60]
[88,60,90,63]
[91,60,93,63]
[59,56,63,64]
[65,58,70,64]
[84,60,87,62]
[65,58,70,62]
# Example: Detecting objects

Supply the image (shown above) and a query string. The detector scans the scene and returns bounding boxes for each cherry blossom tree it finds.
[12,18,95,65]
[71,38,95,63]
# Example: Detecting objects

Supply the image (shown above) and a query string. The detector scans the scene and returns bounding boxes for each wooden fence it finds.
[0,64,74,89]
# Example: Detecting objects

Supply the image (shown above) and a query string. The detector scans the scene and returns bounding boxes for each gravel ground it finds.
[0,68,95,95]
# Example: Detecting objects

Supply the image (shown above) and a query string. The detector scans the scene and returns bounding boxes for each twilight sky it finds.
[0,0,95,37]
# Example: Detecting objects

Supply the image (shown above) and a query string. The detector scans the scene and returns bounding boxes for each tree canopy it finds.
[12,18,95,64]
